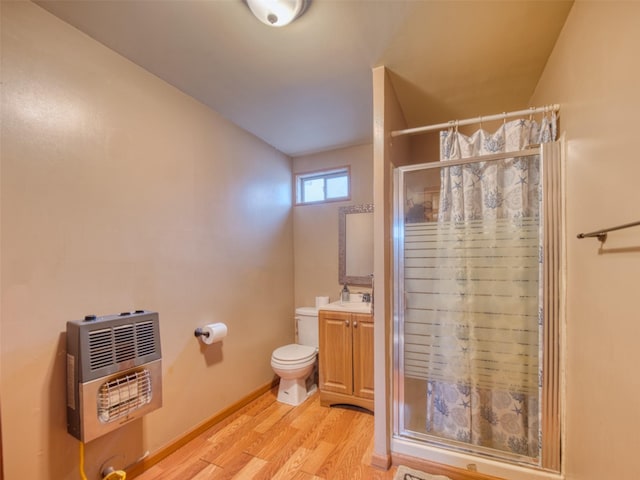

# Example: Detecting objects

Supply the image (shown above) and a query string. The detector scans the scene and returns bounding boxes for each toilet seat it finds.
[271,344,316,365]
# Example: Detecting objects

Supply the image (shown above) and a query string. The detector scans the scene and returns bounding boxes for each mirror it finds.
[339,204,373,286]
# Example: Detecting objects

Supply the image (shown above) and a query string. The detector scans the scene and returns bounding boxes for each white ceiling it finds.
[36,0,573,157]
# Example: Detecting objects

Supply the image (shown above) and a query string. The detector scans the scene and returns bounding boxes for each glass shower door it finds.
[393,147,560,468]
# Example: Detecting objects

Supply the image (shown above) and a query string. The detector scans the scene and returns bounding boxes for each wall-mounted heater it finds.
[66,310,162,442]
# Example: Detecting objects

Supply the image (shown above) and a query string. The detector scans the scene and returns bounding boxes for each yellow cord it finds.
[79,440,127,480]
[79,441,88,480]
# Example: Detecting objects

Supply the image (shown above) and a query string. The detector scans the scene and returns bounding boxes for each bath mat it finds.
[394,465,452,480]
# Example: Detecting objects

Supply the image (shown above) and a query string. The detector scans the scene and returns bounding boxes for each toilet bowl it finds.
[271,307,319,406]
[271,344,317,405]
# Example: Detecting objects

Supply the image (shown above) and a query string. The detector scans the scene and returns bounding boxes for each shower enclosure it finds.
[392,128,562,472]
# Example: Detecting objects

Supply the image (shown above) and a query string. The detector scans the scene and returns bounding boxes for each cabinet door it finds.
[319,311,353,395]
[353,314,374,400]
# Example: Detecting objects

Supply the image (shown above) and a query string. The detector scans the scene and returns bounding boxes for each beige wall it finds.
[531,1,640,478]
[408,132,440,165]
[1,3,294,479]
[292,143,373,308]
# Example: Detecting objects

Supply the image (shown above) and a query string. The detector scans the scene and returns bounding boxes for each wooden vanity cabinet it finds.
[318,309,374,411]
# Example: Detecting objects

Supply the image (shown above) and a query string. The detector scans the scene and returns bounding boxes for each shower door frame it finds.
[392,144,563,475]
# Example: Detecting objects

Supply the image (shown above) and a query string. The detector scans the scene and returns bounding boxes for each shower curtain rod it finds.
[391,104,560,138]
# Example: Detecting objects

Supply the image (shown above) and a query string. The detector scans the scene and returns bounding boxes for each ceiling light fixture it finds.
[245,0,311,27]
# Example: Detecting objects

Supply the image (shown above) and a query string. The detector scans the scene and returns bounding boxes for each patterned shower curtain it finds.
[424,114,557,458]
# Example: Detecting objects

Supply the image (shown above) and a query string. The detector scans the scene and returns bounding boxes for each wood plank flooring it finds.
[135,388,398,480]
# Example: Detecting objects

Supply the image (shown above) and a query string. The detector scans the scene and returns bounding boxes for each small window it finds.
[295,167,350,205]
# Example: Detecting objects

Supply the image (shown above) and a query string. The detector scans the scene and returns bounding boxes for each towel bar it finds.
[577,220,640,243]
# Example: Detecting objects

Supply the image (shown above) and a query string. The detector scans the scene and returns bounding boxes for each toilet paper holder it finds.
[194,328,209,339]
[194,322,228,345]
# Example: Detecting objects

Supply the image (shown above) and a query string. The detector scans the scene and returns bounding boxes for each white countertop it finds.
[319,299,372,314]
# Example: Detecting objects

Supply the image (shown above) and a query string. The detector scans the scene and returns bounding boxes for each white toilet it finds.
[271,306,319,406]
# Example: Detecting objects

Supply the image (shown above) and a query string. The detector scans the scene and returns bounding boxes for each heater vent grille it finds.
[88,328,115,370]
[136,321,156,357]
[97,369,152,423]
[115,324,135,363]
[88,320,159,371]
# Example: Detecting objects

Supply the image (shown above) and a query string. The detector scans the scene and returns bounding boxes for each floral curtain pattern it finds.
[439,114,556,223]
[422,114,557,459]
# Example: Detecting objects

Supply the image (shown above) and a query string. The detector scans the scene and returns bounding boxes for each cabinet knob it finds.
[345,320,350,327]
[354,321,358,328]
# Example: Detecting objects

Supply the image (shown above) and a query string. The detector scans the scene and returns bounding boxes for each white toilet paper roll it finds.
[198,322,228,345]
[315,296,329,308]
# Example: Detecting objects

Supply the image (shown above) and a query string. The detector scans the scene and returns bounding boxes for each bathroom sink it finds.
[320,300,372,314]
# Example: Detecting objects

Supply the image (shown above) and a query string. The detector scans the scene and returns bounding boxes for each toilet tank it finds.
[295,307,318,348]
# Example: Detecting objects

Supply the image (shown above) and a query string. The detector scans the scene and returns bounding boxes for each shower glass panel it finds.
[394,147,559,468]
